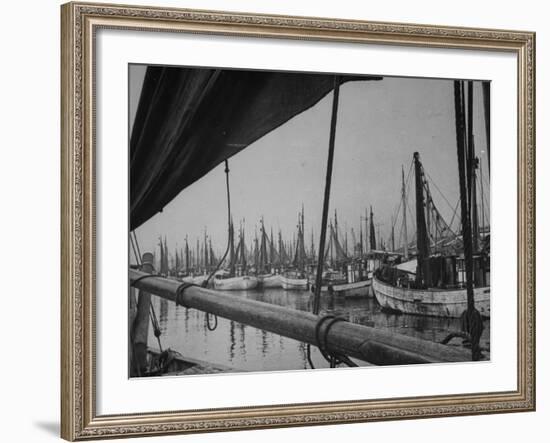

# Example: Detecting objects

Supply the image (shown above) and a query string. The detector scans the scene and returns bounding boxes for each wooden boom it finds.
[130,269,472,365]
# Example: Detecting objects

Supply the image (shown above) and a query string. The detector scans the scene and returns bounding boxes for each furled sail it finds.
[130,67,381,229]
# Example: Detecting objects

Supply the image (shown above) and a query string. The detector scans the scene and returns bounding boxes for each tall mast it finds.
[401,165,409,259]
[454,80,478,360]
[310,229,315,260]
[359,217,364,256]
[467,81,479,252]
[269,227,275,265]
[480,156,486,235]
[184,235,189,273]
[454,80,473,301]
[369,206,376,251]
[334,209,339,245]
[391,217,395,252]
[365,208,369,253]
[259,217,267,272]
[228,217,235,276]
[204,228,208,271]
[413,152,430,286]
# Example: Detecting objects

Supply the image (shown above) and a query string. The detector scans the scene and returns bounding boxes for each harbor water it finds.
[147,287,491,373]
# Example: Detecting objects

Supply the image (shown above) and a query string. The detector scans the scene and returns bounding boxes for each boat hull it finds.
[331,279,372,298]
[372,277,490,318]
[181,275,207,286]
[280,275,309,290]
[259,274,282,288]
[213,275,259,290]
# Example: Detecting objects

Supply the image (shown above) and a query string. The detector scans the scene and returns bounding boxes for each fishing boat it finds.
[311,211,373,297]
[254,219,283,289]
[280,207,310,290]
[280,270,309,290]
[372,146,490,318]
[259,273,282,288]
[372,269,489,318]
[213,219,259,290]
[213,271,259,290]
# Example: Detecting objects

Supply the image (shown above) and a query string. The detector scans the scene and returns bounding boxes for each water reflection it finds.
[147,287,490,373]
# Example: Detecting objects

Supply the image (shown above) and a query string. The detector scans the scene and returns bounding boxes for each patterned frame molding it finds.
[61,2,535,441]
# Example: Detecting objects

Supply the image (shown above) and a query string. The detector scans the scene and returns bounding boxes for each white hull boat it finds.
[259,274,282,288]
[213,275,259,290]
[181,275,207,286]
[372,276,490,318]
[331,279,372,298]
[280,274,309,290]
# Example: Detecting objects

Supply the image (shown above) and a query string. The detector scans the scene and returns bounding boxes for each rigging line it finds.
[203,159,232,287]
[424,170,457,214]
[130,233,141,266]
[447,198,461,233]
[149,301,163,352]
[133,231,142,263]
[391,160,414,238]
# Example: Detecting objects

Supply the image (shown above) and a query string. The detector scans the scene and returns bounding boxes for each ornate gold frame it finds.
[61,2,536,440]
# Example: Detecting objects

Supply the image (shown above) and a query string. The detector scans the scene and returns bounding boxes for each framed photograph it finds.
[61,1,536,440]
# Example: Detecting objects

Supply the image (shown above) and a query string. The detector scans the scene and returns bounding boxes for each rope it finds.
[202,159,232,288]
[130,274,160,287]
[196,159,235,330]
[205,313,218,331]
[309,315,359,368]
[149,301,162,352]
[174,282,197,307]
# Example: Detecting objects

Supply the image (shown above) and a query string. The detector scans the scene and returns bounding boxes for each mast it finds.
[259,217,268,273]
[196,238,200,271]
[228,218,235,276]
[359,217,364,256]
[310,229,316,261]
[480,156,486,235]
[184,235,189,273]
[467,81,479,252]
[401,165,409,259]
[204,228,208,271]
[163,237,169,275]
[209,239,215,267]
[365,208,369,253]
[391,217,395,252]
[334,209,339,245]
[369,206,376,251]
[413,152,430,287]
[269,227,275,266]
[344,230,348,256]
[454,80,475,311]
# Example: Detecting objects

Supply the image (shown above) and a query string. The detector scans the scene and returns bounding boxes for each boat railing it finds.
[130,268,473,365]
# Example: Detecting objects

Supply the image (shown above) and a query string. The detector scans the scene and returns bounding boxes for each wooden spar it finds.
[414,152,430,286]
[130,269,473,365]
[313,76,340,315]
[131,253,154,376]
[466,81,479,252]
[482,81,490,173]
[401,165,409,259]
[454,80,475,311]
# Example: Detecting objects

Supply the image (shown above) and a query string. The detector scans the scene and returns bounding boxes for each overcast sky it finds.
[129,65,489,259]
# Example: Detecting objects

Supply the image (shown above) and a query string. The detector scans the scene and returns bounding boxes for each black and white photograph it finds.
[128,64,491,377]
